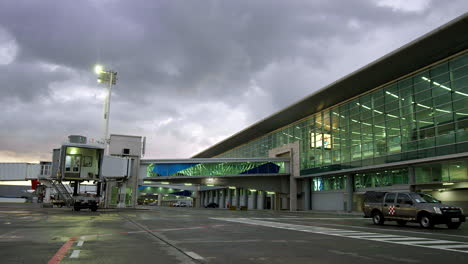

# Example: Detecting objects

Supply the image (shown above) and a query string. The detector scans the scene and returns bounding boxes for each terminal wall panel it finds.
[109,135,142,157]
[311,191,344,211]
[101,156,129,178]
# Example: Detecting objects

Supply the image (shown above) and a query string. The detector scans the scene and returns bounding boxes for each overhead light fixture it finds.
[206,184,214,187]
[184,183,192,186]
[161,182,169,185]
[228,186,236,189]
[442,182,454,186]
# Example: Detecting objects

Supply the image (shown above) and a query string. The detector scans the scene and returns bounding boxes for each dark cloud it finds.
[0,0,467,160]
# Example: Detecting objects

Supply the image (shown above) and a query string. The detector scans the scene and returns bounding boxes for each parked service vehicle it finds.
[205,202,219,208]
[363,191,465,229]
[173,201,187,207]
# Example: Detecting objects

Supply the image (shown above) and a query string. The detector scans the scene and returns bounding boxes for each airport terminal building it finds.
[192,14,468,211]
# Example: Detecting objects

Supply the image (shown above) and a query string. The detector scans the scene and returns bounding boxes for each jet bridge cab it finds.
[58,135,105,211]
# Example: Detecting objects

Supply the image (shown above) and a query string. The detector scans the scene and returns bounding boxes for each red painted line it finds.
[48,236,77,264]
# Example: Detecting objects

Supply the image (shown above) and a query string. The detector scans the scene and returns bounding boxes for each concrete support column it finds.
[157,193,162,206]
[196,191,202,208]
[242,189,248,207]
[303,178,311,210]
[251,191,258,209]
[257,191,264,210]
[234,188,240,207]
[215,190,220,205]
[220,190,226,208]
[227,188,232,207]
[346,174,354,212]
[204,191,208,207]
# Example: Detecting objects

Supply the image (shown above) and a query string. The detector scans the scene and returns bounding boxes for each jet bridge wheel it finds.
[73,202,81,212]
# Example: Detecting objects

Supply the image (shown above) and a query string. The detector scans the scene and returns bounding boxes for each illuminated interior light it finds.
[228,186,236,189]
[206,184,214,187]
[455,91,468,96]
[416,103,431,109]
[442,182,454,186]
[374,110,383,114]
[361,105,371,110]
[184,183,192,186]
[385,91,399,99]
[161,182,169,185]
[435,109,451,113]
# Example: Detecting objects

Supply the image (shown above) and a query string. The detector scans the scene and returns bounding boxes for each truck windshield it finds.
[410,193,440,203]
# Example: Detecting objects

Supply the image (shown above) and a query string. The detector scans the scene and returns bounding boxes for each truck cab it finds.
[363,191,465,229]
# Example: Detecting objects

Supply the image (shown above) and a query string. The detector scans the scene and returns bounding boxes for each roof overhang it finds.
[193,14,468,158]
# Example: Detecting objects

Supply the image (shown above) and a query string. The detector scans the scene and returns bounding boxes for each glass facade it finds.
[415,159,468,183]
[146,161,286,177]
[354,168,408,189]
[217,51,468,179]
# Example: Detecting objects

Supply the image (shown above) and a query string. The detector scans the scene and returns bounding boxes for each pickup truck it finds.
[363,191,465,229]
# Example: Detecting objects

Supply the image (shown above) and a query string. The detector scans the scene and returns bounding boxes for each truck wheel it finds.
[419,214,434,228]
[397,220,407,226]
[372,211,384,225]
[447,223,461,229]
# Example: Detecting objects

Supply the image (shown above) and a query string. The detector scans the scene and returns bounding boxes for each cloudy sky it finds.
[0,0,467,162]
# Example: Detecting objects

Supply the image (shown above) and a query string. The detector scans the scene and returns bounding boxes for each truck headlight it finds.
[433,207,442,214]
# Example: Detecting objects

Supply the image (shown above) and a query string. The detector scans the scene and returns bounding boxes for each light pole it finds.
[94,64,117,154]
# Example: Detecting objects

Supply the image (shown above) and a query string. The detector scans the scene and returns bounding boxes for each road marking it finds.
[212,218,468,254]
[77,240,84,247]
[254,217,367,220]
[370,237,428,241]
[48,237,77,264]
[185,251,204,260]
[401,240,461,244]
[284,219,468,239]
[70,250,80,258]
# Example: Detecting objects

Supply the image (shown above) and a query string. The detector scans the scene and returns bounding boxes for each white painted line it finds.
[77,240,84,247]
[294,221,468,239]
[427,245,468,249]
[70,250,80,258]
[253,217,367,220]
[402,240,461,244]
[327,230,361,233]
[212,217,468,254]
[348,235,403,239]
[341,232,377,236]
[371,237,427,241]
[185,251,204,260]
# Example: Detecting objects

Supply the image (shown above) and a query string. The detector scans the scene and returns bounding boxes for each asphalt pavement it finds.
[0,203,467,264]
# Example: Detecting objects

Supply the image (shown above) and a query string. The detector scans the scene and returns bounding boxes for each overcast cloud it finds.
[0,0,467,162]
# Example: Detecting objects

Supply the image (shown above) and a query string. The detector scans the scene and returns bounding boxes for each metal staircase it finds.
[51,181,74,206]
[39,178,74,207]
